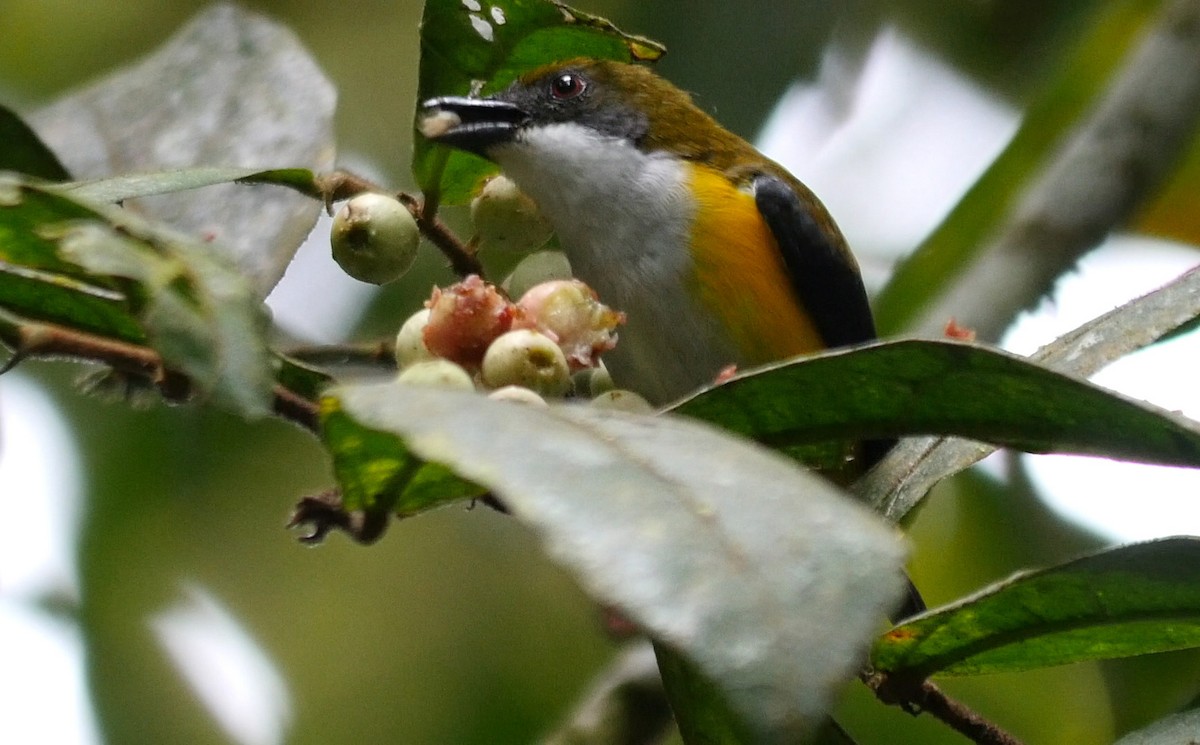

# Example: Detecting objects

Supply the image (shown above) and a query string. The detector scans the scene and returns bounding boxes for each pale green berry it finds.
[571,363,615,399]
[470,175,553,253]
[481,329,571,397]
[488,385,549,407]
[589,389,654,413]
[503,250,572,299]
[394,308,435,369]
[570,369,591,398]
[396,359,474,391]
[587,364,615,397]
[331,192,420,284]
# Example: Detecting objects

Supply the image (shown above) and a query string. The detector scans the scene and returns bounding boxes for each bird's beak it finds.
[419,96,528,155]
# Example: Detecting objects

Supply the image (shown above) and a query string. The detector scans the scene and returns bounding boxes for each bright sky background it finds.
[2,24,1198,745]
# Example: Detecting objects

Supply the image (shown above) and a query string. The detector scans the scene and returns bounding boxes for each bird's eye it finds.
[550,72,586,100]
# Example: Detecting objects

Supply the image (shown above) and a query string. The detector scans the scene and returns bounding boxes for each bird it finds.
[421,58,923,618]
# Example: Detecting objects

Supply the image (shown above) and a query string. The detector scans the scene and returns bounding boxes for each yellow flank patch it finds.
[685,164,825,364]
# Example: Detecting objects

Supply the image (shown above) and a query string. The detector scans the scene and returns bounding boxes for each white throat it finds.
[491,123,740,404]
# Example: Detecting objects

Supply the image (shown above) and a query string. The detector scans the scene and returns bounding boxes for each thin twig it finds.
[915,681,1023,745]
[281,340,396,369]
[398,192,484,278]
[312,170,391,213]
[271,384,321,432]
[0,318,159,379]
[306,168,481,278]
[0,315,321,434]
[865,672,1024,745]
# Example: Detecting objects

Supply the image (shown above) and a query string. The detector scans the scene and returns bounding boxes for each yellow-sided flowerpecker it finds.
[421,58,922,617]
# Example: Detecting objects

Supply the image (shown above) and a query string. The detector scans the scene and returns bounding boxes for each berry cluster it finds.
[395,272,649,411]
[328,177,652,411]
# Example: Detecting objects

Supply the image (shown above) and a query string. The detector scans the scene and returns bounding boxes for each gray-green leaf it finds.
[29,4,336,296]
[329,383,909,742]
[1113,707,1200,744]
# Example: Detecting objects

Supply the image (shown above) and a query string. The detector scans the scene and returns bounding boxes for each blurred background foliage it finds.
[2,1,1198,743]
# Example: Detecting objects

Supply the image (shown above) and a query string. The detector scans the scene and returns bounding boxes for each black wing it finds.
[755,176,902,464]
[755,175,923,618]
[753,174,876,348]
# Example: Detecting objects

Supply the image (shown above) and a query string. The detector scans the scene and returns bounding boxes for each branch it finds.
[911,0,1200,341]
[865,672,1025,745]
[282,340,396,369]
[311,169,390,209]
[312,169,483,279]
[0,315,320,433]
[398,192,484,278]
[271,384,321,432]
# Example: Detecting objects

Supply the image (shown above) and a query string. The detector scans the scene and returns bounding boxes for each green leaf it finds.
[672,339,1200,469]
[872,538,1200,677]
[29,5,336,296]
[0,178,274,417]
[653,642,752,744]
[324,383,908,743]
[540,642,673,745]
[413,0,664,206]
[319,393,485,515]
[873,0,1159,335]
[274,354,333,403]
[860,265,1200,523]
[0,180,144,342]
[60,167,321,205]
[0,104,70,181]
[1113,707,1200,744]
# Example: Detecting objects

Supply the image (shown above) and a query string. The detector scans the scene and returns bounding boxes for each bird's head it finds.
[420,58,752,170]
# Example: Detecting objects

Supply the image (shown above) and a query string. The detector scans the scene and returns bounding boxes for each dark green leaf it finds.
[0,178,274,416]
[672,339,1200,469]
[0,104,71,181]
[872,538,1200,677]
[319,393,485,515]
[413,0,664,206]
[324,383,908,743]
[0,181,144,342]
[541,642,673,745]
[859,265,1200,523]
[238,169,328,200]
[653,642,751,744]
[274,355,333,403]
[30,5,336,296]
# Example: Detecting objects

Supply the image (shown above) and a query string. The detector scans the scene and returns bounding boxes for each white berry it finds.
[480,329,571,397]
[331,192,420,284]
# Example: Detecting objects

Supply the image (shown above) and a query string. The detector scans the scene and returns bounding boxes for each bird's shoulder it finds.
[730,161,878,349]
